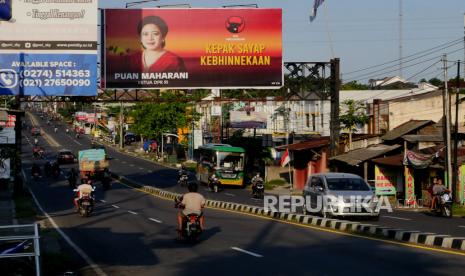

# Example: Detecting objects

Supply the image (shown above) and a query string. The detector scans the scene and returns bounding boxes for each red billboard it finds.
[103,8,282,89]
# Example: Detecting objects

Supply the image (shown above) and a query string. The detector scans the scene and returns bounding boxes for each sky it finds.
[100,0,465,84]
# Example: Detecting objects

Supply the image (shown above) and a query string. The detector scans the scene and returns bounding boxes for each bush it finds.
[266,179,287,186]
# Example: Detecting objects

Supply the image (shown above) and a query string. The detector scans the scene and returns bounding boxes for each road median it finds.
[111,172,465,253]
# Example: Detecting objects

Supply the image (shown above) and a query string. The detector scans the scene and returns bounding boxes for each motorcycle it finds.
[74,187,95,217]
[208,175,221,193]
[252,178,265,199]
[175,197,202,242]
[432,191,453,218]
[178,173,188,187]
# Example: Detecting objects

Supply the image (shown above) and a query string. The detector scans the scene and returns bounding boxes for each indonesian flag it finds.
[310,0,325,22]
[280,149,290,167]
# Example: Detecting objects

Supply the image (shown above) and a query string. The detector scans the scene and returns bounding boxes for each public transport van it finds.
[196,144,246,187]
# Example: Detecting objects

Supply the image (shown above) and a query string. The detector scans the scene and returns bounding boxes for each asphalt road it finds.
[22,141,465,275]
[27,112,465,239]
[18,112,465,275]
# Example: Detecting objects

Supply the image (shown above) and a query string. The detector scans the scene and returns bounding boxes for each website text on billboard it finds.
[103,8,283,89]
[0,0,98,96]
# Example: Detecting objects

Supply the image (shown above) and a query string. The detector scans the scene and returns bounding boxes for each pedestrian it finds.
[143,140,150,154]
[150,140,158,155]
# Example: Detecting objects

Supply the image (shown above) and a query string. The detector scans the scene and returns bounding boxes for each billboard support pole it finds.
[119,100,124,149]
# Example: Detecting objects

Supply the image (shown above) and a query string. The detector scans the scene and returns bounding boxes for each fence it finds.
[0,223,41,276]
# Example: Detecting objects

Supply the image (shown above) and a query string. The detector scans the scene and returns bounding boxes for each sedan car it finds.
[57,150,77,164]
[30,127,41,136]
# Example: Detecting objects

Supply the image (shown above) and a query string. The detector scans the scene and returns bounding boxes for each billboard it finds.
[0,0,98,96]
[103,8,282,89]
[230,111,267,129]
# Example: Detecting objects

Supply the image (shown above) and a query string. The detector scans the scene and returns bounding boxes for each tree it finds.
[339,99,369,150]
[129,94,201,143]
[428,77,443,87]
[341,80,369,90]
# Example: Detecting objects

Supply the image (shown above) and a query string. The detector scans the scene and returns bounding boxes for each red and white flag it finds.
[280,149,290,167]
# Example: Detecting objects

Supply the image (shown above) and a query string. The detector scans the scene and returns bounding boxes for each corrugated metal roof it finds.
[330,144,401,166]
[276,138,330,151]
[382,120,433,141]
[372,154,404,167]
[402,135,444,143]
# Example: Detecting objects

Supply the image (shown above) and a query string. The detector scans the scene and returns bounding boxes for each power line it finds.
[343,37,463,76]
[344,46,464,83]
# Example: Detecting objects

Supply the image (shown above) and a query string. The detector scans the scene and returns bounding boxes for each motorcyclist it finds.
[178,165,188,183]
[66,168,78,188]
[73,180,94,209]
[51,161,60,178]
[43,160,52,177]
[176,182,206,239]
[31,163,41,177]
[431,179,449,210]
[251,172,264,196]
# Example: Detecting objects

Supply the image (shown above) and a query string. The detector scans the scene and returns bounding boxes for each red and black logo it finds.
[225,16,245,34]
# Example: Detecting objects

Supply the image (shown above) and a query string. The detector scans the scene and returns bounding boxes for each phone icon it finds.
[0,69,18,88]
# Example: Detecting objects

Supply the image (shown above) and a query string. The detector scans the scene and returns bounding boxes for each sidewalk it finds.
[0,188,15,226]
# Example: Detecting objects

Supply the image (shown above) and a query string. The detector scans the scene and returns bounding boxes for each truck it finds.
[78,149,111,189]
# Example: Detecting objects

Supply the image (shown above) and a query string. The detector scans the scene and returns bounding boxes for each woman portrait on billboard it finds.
[127,15,185,73]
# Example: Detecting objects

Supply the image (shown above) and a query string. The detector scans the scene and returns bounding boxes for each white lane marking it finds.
[22,170,107,276]
[139,167,144,170]
[383,216,411,221]
[149,218,162,223]
[225,193,235,197]
[121,161,127,164]
[458,226,465,228]
[129,164,135,167]
[100,200,106,203]
[112,205,120,209]
[147,170,152,173]
[128,211,138,215]
[231,247,263,258]
[72,139,82,146]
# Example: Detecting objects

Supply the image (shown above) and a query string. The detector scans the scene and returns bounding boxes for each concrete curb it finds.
[112,172,465,252]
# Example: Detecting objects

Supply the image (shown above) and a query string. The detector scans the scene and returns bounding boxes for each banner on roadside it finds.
[374,165,397,196]
[103,8,282,89]
[230,110,267,129]
[0,0,98,96]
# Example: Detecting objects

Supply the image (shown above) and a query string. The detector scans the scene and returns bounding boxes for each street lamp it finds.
[125,0,159,8]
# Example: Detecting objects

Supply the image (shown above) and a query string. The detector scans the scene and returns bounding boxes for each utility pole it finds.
[442,55,453,191]
[399,0,403,78]
[329,58,340,160]
[453,60,461,203]
[119,101,124,149]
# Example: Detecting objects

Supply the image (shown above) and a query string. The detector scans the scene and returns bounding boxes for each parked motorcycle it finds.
[208,175,221,193]
[175,197,202,242]
[432,191,453,218]
[74,187,95,217]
